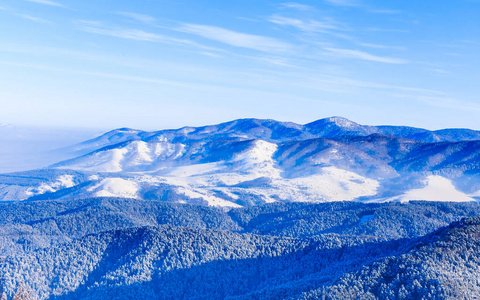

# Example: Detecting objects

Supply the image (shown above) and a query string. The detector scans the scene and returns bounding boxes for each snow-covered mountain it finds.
[2,117,480,206]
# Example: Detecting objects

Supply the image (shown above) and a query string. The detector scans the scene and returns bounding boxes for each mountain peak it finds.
[304,116,361,128]
[303,116,374,137]
[112,127,142,133]
[325,116,359,128]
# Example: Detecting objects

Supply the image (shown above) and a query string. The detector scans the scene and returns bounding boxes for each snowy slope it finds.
[2,117,480,206]
[389,175,475,203]
[42,137,384,206]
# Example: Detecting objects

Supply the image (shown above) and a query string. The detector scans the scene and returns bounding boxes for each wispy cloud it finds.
[325,47,408,64]
[279,2,315,11]
[269,15,339,32]
[0,60,204,89]
[116,12,156,24]
[0,43,232,78]
[199,52,223,58]
[0,6,51,23]
[248,55,302,68]
[338,34,407,50]
[338,78,441,95]
[325,0,361,7]
[418,96,480,112]
[77,21,224,53]
[79,21,168,42]
[23,0,65,8]
[268,12,403,52]
[355,42,405,50]
[327,0,403,16]
[445,52,463,57]
[365,27,409,33]
[178,24,293,53]
[368,9,402,14]
[236,16,261,23]
[431,68,449,74]
[17,14,50,23]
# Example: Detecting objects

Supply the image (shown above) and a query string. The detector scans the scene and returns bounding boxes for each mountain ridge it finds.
[2,116,480,207]
[75,117,480,146]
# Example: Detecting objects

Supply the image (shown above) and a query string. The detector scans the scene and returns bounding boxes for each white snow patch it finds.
[153,142,175,157]
[235,140,277,163]
[277,167,379,202]
[168,163,221,177]
[126,141,153,166]
[173,144,186,159]
[234,140,280,178]
[57,175,75,188]
[0,184,32,201]
[395,175,475,203]
[58,141,183,172]
[175,186,241,207]
[59,147,129,172]
[120,165,379,207]
[329,116,357,128]
[88,178,139,198]
[26,175,76,196]
[179,127,195,134]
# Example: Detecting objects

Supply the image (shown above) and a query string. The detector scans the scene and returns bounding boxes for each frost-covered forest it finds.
[1,199,480,299]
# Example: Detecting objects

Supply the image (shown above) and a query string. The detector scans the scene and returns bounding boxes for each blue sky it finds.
[1,0,479,130]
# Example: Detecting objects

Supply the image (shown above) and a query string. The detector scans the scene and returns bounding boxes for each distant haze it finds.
[0,125,101,173]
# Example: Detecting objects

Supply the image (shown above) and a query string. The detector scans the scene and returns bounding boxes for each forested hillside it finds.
[1,199,480,299]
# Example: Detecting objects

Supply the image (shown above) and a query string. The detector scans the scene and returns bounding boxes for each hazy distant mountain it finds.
[0,125,101,173]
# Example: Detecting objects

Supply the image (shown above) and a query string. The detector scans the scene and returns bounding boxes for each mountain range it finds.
[2,116,480,206]
[2,117,480,299]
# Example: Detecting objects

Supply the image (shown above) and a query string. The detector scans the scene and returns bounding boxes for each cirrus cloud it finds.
[325,47,408,64]
[23,0,65,8]
[178,24,293,53]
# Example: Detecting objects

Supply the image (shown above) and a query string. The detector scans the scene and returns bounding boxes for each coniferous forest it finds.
[1,199,480,299]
